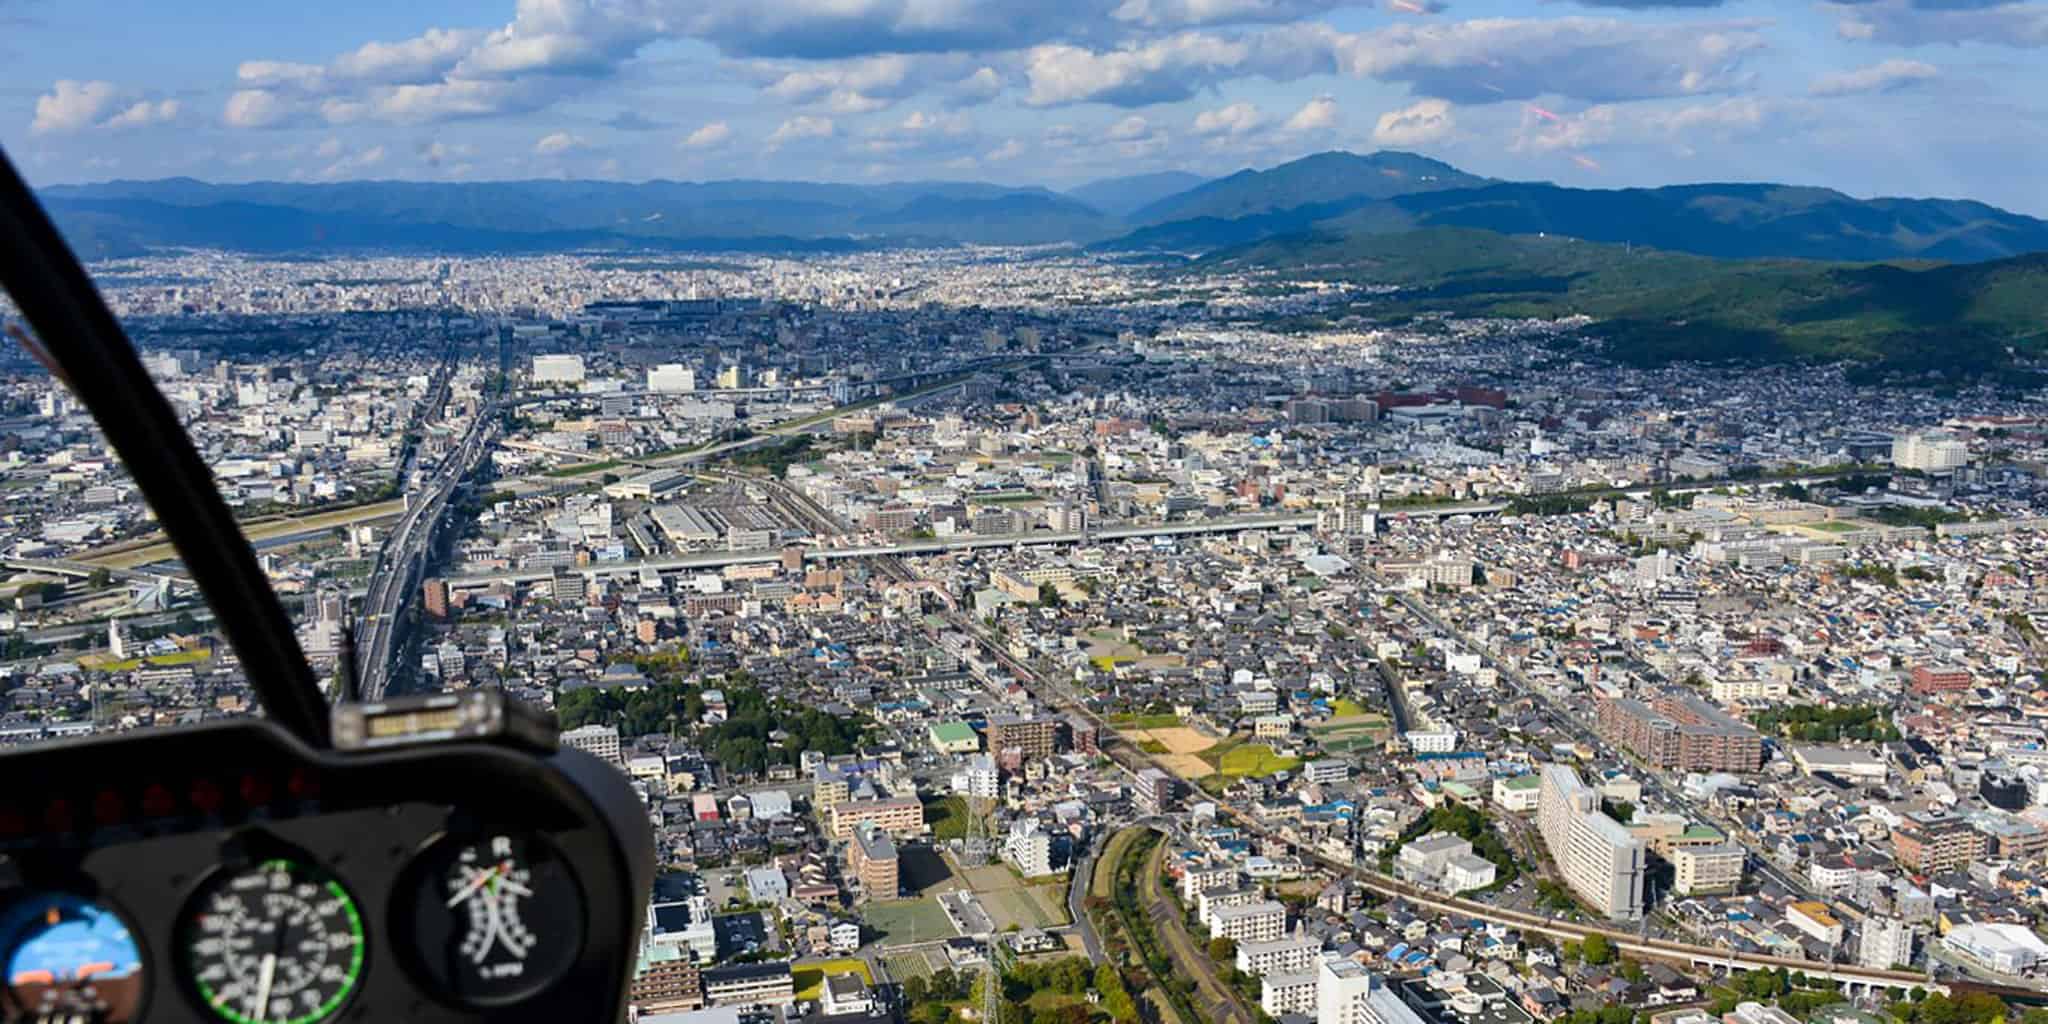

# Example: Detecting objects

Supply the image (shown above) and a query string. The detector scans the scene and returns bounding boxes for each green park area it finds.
[793,959,874,1001]
[1108,712,1182,730]
[1201,738,1301,779]
[859,897,956,947]
[1330,697,1370,717]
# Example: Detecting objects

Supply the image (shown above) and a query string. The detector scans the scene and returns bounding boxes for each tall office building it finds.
[1537,765,1646,920]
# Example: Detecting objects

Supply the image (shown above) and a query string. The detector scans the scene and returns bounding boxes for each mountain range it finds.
[41,150,2048,264]
[34,151,2048,377]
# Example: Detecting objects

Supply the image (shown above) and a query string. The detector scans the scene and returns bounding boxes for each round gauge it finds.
[1,892,146,1023]
[180,858,365,1024]
[398,832,584,1007]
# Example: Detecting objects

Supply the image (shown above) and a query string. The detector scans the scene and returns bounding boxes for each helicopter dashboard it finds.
[0,719,652,1024]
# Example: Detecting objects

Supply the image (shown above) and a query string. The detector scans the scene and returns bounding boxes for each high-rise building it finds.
[1891,811,1985,874]
[1891,431,1970,473]
[1537,765,1646,920]
[532,354,586,384]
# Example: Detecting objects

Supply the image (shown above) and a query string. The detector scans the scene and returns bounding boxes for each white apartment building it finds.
[1208,901,1287,944]
[647,363,696,392]
[1237,934,1320,977]
[1538,765,1646,920]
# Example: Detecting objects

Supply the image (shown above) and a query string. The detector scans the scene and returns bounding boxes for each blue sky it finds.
[4,0,2047,213]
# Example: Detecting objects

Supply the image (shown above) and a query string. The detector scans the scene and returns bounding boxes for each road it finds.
[354,337,507,700]
[1066,833,1107,962]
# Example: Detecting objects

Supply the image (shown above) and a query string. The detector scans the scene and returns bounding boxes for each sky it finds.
[4,0,2048,214]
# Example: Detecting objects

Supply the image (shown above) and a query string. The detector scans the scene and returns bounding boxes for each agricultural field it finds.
[958,864,1070,931]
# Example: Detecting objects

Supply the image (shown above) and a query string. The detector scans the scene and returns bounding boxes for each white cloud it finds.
[1809,59,1937,97]
[315,143,387,180]
[767,115,835,148]
[985,139,1026,162]
[332,27,484,83]
[1373,98,1451,145]
[1194,101,1264,137]
[104,99,180,130]
[1106,115,1153,140]
[30,80,119,134]
[223,89,297,129]
[1282,94,1338,133]
[1514,97,1792,155]
[534,131,588,155]
[315,137,345,159]
[1826,0,2048,48]
[682,121,733,148]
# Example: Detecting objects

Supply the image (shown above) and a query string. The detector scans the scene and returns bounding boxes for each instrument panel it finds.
[0,719,652,1023]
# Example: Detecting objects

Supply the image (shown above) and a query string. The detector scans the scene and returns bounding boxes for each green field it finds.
[1809,520,1866,533]
[1108,712,1182,729]
[1330,697,1370,718]
[91,649,213,672]
[793,959,874,1000]
[1205,740,1301,778]
[881,950,934,986]
[860,898,956,947]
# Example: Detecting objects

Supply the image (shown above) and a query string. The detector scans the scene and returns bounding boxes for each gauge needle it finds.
[252,953,277,1022]
[446,863,504,908]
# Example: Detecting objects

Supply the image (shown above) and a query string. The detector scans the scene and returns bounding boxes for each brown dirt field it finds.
[1123,727,1216,779]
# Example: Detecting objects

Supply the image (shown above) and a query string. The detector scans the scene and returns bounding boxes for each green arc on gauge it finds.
[190,859,366,1024]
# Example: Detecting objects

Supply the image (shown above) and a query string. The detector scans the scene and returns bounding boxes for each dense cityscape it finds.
[3,242,2046,1024]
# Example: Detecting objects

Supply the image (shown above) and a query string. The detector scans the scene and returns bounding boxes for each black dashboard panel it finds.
[0,720,653,1023]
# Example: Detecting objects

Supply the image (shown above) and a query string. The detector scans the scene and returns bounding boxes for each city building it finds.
[822,974,874,1017]
[1134,768,1174,816]
[1892,431,1970,473]
[701,962,795,1007]
[1670,844,1745,896]
[630,945,704,1014]
[1596,693,1763,773]
[1891,811,1986,874]
[1002,820,1057,878]
[829,797,924,839]
[1537,765,1646,921]
[1858,916,1914,970]
[1317,956,1429,1024]
[1394,833,1497,894]
[985,713,1059,762]
[648,364,696,393]
[1209,901,1287,944]
[1493,775,1542,813]
[1941,923,2048,975]
[563,723,623,767]
[1238,934,1321,977]
[1264,969,1319,1017]
[532,354,587,384]
[847,825,900,900]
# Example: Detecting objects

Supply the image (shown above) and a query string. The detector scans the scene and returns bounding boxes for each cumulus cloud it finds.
[1106,115,1153,140]
[32,80,178,133]
[314,143,387,180]
[1373,98,1452,145]
[767,114,835,148]
[682,121,733,148]
[223,89,299,128]
[1828,0,2048,47]
[984,138,1026,161]
[1283,94,1338,133]
[1018,17,1765,108]
[534,131,588,155]
[1193,101,1265,136]
[1514,96,1792,155]
[1810,59,1937,96]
